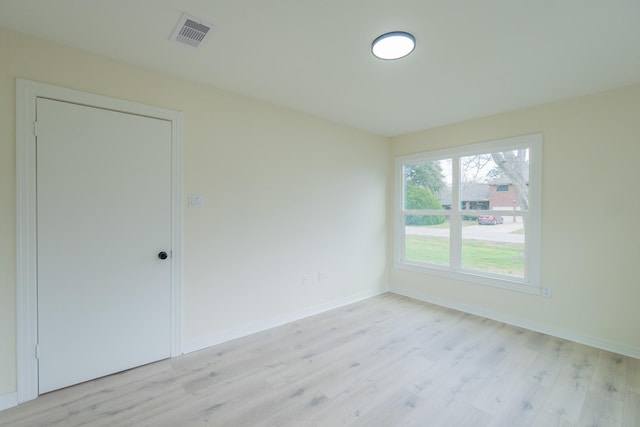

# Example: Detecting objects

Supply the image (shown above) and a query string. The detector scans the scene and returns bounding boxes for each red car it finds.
[477,215,504,225]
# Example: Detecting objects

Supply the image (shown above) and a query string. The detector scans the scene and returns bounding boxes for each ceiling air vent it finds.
[170,13,212,48]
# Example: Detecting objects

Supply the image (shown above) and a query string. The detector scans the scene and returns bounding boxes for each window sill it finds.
[395,260,541,296]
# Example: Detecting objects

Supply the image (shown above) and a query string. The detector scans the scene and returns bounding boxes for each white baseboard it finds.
[392,287,640,360]
[0,392,18,412]
[183,288,389,354]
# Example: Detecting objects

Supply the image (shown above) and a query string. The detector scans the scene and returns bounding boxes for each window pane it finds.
[404,215,450,266]
[461,217,525,278]
[404,160,451,210]
[460,149,529,212]
[396,133,541,291]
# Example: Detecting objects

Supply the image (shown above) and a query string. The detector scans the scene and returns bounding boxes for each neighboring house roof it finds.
[438,183,490,206]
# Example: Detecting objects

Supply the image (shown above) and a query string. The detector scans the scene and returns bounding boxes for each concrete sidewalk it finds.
[406,222,525,244]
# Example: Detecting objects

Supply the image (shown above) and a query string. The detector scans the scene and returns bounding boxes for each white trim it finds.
[16,79,39,403]
[0,393,18,412]
[15,79,184,403]
[391,287,640,360]
[169,110,184,359]
[183,289,388,354]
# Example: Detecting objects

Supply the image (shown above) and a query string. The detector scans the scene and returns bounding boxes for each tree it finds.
[404,161,445,195]
[457,151,529,221]
[405,186,446,226]
[491,150,529,211]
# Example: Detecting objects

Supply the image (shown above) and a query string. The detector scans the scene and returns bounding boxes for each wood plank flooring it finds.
[1,293,638,426]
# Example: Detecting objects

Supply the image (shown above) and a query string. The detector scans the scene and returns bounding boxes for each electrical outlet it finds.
[542,287,552,298]
[302,275,309,285]
[317,272,325,282]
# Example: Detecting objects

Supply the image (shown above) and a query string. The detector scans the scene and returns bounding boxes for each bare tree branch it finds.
[491,150,528,211]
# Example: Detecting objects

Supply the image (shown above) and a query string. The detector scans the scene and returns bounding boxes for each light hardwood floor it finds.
[1,293,639,426]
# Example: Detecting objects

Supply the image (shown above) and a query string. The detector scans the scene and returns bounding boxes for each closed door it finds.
[36,98,173,393]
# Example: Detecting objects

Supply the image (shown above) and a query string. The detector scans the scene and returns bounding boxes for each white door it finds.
[36,98,173,393]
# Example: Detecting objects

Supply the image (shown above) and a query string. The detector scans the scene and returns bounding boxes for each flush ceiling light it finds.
[371,31,415,60]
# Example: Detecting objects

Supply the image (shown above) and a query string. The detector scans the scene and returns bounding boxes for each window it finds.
[395,134,542,294]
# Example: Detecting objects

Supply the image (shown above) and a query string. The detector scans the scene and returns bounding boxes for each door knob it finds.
[158,251,168,260]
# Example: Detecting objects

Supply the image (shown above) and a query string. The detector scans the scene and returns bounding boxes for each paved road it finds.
[406,222,525,244]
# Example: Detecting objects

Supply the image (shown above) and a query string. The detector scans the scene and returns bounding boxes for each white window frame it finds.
[394,133,542,294]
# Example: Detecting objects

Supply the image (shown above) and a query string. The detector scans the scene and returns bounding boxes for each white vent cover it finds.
[170,13,212,48]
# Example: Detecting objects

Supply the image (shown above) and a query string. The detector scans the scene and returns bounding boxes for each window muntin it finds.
[395,134,541,293]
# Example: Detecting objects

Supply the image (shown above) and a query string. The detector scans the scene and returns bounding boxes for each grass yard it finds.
[405,235,525,277]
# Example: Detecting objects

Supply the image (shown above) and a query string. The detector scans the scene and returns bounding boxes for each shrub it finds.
[405,186,446,226]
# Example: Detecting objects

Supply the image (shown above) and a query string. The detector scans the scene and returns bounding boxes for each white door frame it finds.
[15,79,184,403]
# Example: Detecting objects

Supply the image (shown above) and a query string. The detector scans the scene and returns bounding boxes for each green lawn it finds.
[405,235,524,277]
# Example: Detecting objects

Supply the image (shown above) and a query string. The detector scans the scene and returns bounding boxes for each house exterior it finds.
[489,182,519,210]
[437,181,522,222]
[437,183,490,210]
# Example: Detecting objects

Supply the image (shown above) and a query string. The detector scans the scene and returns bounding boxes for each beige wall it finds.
[0,29,389,396]
[2,25,639,403]
[390,84,640,354]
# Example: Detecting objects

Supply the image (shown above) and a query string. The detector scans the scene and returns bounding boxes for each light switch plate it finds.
[188,194,203,208]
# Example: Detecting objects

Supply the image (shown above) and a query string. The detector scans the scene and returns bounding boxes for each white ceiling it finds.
[2,0,640,136]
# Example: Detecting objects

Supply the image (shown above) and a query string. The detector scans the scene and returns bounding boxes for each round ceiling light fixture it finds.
[371,31,416,60]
